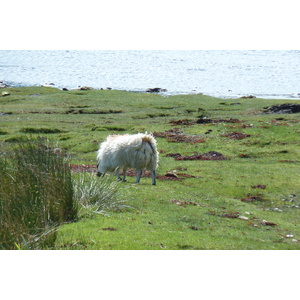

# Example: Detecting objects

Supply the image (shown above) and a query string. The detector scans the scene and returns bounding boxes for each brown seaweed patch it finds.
[197,118,241,124]
[168,117,241,126]
[221,212,240,218]
[172,151,228,161]
[169,119,195,126]
[166,153,182,159]
[241,194,268,203]
[251,185,267,189]
[221,132,251,139]
[260,220,277,226]
[153,129,205,144]
[171,199,199,207]
[66,109,123,114]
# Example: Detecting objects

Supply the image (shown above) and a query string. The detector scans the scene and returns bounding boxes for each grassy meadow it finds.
[0,86,299,249]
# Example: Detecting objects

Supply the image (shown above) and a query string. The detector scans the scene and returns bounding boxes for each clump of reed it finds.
[0,140,78,249]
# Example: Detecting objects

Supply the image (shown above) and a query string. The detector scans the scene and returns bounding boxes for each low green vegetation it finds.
[1,86,299,249]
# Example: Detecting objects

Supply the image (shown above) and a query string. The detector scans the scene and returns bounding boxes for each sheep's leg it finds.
[135,170,142,184]
[123,169,127,182]
[151,169,156,185]
[115,170,122,181]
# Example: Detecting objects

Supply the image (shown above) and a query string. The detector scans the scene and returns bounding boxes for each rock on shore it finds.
[264,103,300,114]
[146,87,167,93]
[0,81,8,88]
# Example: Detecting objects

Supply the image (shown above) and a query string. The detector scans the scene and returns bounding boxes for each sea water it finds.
[0,50,299,99]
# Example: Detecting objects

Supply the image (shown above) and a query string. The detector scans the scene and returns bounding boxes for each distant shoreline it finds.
[1,81,299,100]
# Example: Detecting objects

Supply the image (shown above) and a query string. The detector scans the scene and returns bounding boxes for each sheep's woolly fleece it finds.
[96,133,159,184]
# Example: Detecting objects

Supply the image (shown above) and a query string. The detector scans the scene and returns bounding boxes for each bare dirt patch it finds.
[168,118,242,126]
[169,119,195,126]
[196,118,241,124]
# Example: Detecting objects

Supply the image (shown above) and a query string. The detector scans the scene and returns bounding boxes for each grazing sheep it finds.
[97,133,159,185]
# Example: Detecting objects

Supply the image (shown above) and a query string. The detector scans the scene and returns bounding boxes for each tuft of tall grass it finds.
[73,172,129,216]
[0,140,78,249]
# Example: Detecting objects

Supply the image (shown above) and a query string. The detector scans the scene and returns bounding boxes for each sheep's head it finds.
[96,162,106,177]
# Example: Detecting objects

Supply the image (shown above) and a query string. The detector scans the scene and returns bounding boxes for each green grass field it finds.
[1,86,299,249]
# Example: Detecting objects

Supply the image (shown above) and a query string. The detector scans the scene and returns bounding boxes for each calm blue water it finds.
[1,50,299,99]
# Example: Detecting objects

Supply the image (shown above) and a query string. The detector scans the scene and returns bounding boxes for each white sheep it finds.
[96,133,159,185]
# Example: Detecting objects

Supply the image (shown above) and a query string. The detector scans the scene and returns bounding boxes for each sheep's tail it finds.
[138,134,159,169]
[141,135,156,153]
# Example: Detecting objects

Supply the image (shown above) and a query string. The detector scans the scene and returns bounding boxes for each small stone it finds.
[79,86,94,90]
[1,91,10,97]
[42,83,55,87]
[239,95,256,99]
[285,234,294,238]
[238,216,249,221]
[0,82,8,88]
[146,87,167,93]
[165,172,178,178]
